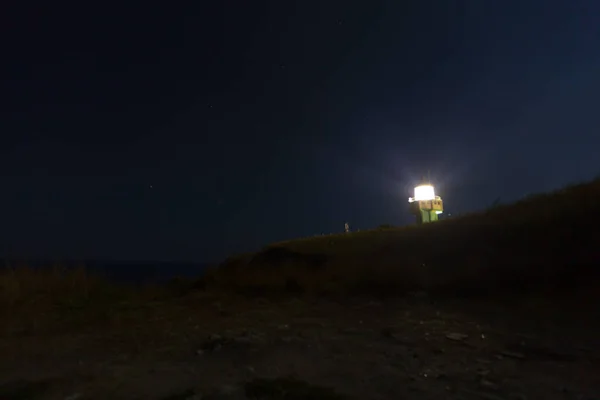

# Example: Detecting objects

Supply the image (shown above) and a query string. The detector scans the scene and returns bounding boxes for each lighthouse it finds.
[408,181,444,224]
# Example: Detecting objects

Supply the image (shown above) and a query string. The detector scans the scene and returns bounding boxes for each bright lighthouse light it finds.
[413,185,435,201]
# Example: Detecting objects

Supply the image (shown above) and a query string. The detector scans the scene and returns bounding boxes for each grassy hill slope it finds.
[204,179,600,297]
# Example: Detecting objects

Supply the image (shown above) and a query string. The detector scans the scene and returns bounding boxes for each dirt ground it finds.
[1,291,599,400]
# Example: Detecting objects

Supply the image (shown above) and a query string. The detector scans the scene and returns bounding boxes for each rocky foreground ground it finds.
[1,290,599,400]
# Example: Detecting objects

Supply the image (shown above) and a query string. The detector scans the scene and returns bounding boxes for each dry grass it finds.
[0,264,192,337]
[0,264,104,307]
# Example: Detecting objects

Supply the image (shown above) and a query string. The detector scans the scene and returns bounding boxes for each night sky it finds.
[1,1,599,262]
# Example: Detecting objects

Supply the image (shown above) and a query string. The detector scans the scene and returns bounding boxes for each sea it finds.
[0,259,212,285]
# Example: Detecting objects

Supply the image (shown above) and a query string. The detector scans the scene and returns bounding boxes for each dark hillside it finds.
[205,179,600,298]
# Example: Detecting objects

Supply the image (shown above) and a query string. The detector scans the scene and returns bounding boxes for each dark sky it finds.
[1,1,599,262]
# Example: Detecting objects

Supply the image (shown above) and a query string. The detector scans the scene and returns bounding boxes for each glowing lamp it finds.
[407,181,444,224]
[413,185,435,201]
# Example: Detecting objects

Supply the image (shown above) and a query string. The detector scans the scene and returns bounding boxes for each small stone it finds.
[282,335,304,343]
[159,389,201,400]
[509,393,528,400]
[461,389,505,400]
[480,379,499,390]
[407,290,429,299]
[381,327,395,338]
[446,332,469,341]
[499,350,525,359]
[216,384,240,396]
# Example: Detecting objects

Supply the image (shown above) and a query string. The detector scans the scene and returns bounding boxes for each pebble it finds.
[446,332,469,341]
[499,350,525,359]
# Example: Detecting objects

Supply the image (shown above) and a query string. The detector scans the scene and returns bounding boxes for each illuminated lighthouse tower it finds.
[408,181,444,224]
